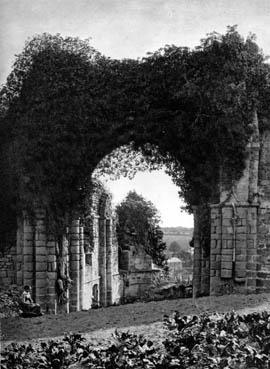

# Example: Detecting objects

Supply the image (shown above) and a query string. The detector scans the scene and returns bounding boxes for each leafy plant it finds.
[2,311,270,368]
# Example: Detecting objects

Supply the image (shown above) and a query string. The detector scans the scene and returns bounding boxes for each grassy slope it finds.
[2,293,270,344]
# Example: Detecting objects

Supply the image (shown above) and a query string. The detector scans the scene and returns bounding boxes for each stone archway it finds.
[2,30,270,312]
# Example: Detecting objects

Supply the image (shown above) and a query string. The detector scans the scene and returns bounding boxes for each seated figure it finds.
[20,285,42,317]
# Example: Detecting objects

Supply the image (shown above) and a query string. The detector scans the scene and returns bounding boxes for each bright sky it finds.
[1,0,270,227]
[102,171,193,228]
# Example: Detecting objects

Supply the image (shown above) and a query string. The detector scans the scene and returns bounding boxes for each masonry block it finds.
[221,249,233,256]
[23,271,34,280]
[24,262,34,271]
[222,207,233,218]
[220,269,232,278]
[23,255,34,263]
[36,262,47,272]
[222,255,233,262]
[36,279,47,288]
[221,261,233,270]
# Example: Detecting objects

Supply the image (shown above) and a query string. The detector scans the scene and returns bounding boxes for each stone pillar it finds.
[34,208,47,308]
[22,215,35,292]
[16,217,24,286]
[79,226,85,309]
[220,206,234,279]
[106,219,112,305]
[210,205,222,294]
[192,207,201,298]
[99,217,107,306]
[248,110,260,202]
[210,203,259,295]
[69,220,80,312]
[246,206,259,293]
[46,237,57,313]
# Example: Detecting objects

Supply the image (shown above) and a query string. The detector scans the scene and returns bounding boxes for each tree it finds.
[116,191,167,268]
[169,241,181,255]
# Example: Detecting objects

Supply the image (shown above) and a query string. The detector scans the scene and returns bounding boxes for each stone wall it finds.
[209,204,258,295]
[0,181,121,313]
[0,245,16,287]
[119,244,161,301]
[198,111,270,296]
[193,207,210,297]
[121,270,160,301]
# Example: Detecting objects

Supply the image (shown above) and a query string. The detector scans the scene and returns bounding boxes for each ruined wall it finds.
[0,246,16,287]
[203,111,270,296]
[210,204,258,295]
[1,182,121,313]
[193,207,210,297]
[121,270,160,301]
[256,130,270,292]
[119,245,161,301]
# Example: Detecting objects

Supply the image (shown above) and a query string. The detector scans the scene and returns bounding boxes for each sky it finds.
[1,0,270,227]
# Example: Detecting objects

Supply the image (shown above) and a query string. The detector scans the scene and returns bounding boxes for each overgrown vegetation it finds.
[0,26,269,249]
[2,310,270,368]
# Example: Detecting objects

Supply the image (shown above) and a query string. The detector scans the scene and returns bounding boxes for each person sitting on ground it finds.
[21,285,42,316]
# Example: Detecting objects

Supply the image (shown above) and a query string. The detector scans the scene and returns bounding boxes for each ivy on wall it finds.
[0,26,269,246]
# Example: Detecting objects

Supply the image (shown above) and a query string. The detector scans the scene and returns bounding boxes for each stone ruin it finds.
[0,181,161,312]
[1,182,122,312]
[193,112,270,297]
[3,111,270,308]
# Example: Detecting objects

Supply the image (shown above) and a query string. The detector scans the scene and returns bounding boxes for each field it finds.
[162,226,193,251]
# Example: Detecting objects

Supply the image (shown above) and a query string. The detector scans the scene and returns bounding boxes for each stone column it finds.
[210,205,222,295]
[245,206,259,293]
[192,207,201,298]
[46,237,57,313]
[106,219,112,305]
[16,217,24,286]
[34,208,47,308]
[23,214,35,293]
[220,206,234,279]
[98,217,107,306]
[79,226,85,309]
[69,220,80,312]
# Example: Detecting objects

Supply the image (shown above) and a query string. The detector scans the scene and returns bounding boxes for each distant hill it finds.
[162,226,193,235]
[161,226,193,252]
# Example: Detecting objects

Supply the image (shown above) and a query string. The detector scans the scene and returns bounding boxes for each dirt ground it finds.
[1,293,270,350]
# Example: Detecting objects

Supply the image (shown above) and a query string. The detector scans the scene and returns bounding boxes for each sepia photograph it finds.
[0,0,270,367]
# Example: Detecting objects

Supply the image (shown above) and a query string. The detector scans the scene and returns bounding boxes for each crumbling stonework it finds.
[119,245,160,301]
[0,249,16,287]
[194,111,270,296]
[1,182,121,313]
[5,111,270,302]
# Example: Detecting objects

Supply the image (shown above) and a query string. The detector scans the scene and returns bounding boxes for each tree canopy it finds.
[0,26,269,239]
[116,191,167,268]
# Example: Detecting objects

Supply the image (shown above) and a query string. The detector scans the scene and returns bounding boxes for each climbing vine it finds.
[0,26,269,245]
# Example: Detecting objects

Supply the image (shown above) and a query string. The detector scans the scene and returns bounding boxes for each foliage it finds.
[0,286,22,319]
[162,310,270,368]
[168,240,181,253]
[0,26,270,241]
[168,243,193,267]
[116,191,167,268]
[1,333,86,369]
[93,144,163,181]
[3,310,270,368]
